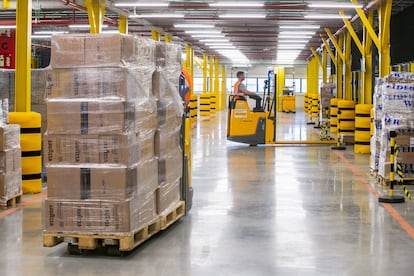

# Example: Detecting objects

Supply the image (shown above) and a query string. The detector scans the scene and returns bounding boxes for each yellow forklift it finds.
[227,72,277,145]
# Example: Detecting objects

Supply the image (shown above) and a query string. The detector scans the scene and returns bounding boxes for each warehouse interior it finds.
[1,0,414,274]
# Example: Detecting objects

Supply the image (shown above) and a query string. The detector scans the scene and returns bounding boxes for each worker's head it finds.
[236,71,245,81]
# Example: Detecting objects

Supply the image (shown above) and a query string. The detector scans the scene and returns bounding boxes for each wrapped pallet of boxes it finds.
[43,34,159,235]
[0,123,22,208]
[153,41,184,215]
[376,72,414,181]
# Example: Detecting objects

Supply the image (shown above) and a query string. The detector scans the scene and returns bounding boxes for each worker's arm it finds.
[238,83,260,97]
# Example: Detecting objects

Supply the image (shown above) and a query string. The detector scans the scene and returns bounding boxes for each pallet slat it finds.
[0,194,22,210]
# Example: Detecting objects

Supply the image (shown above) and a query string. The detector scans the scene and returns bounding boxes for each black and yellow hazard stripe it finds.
[199,93,211,116]
[395,145,412,200]
[9,112,42,194]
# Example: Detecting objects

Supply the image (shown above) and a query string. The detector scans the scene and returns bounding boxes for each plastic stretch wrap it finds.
[0,69,46,107]
[50,34,135,68]
[155,42,181,69]
[158,148,183,185]
[155,125,182,158]
[0,124,20,151]
[0,169,22,205]
[43,192,157,234]
[156,178,180,215]
[134,36,156,66]
[47,159,158,200]
[45,65,154,101]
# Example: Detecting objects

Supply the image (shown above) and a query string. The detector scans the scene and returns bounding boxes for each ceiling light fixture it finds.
[210,46,236,49]
[191,35,226,38]
[0,25,16,29]
[278,35,313,39]
[219,14,266,18]
[32,35,52,39]
[114,3,169,7]
[308,3,363,9]
[210,2,264,7]
[304,14,352,19]
[185,30,222,34]
[174,24,215,28]
[279,25,320,29]
[279,31,315,35]
[69,24,108,28]
[199,39,230,43]
[34,31,68,35]
[277,40,310,43]
[129,14,184,18]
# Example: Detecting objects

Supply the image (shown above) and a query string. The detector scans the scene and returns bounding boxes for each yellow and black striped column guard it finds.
[396,146,412,200]
[8,112,42,194]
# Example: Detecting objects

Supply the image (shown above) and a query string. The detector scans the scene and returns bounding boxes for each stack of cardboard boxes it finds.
[43,34,159,234]
[153,42,184,215]
[0,122,22,207]
[372,72,414,180]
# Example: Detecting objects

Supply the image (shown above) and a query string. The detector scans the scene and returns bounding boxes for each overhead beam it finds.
[118,15,128,34]
[85,0,105,34]
[340,10,364,56]
[353,0,381,51]
[325,28,345,61]
[310,47,322,68]
[320,36,337,67]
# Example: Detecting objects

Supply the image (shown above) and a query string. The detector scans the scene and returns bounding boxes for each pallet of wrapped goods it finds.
[0,124,22,208]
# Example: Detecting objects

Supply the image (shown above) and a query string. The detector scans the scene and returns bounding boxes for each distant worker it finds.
[233,71,263,111]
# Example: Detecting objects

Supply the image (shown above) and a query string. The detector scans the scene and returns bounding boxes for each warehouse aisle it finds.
[0,111,414,275]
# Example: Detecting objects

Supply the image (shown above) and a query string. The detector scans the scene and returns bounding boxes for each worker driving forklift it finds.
[227,71,277,145]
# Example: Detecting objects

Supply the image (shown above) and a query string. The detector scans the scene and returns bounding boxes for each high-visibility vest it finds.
[233,80,245,96]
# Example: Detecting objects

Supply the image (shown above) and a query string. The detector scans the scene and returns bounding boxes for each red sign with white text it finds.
[0,29,15,69]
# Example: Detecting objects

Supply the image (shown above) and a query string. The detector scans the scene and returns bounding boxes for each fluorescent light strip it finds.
[200,39,230,42]
[0,25,16,29]
[210,2,264,7]
[185,30,222,34]
[219,14,266,18]
[115,3,169,7]
[129,14,184,18]
[304,14,352,19]
[277,45,306,49]
[278,40,309,43]
[280,25,320,29]
[308,3,363,9]
[32,35,52,39]
[278,35,313,39]
[34,31,68,35]
[204,43,233,46]
[210,46,236,49]
[174,24,215,28]
[279,31,315,35]
[69,24,108,28]
[192,35,225,38]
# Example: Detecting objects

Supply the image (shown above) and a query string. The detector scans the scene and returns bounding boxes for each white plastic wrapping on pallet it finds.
[375,72,414,179]
[43,34,161,235]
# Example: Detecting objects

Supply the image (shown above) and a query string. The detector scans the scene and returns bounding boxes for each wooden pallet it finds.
[0,194,22,210]
[43,219,161,255]
[160,201,185,230]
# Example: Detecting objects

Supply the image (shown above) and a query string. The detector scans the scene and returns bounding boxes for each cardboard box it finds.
[158,148,183,184]
[0,124,20,150]
[0,148,21,173]
[50,34,135,68]
[138,132,155,161]
[154,127,182,157]
[47,165,137,200]
[44,194,157,234]
[44,133,140,166]
[156,179,180,214]
[50,34,85,68]
[47,100,135,135]
[137,157,158,196]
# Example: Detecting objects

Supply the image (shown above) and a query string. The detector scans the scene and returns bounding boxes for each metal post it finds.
[379,131,405,203]
[15,0,32,112]
[379,0,392,78]
[85,0,105,34]
[209,56,214,93]
[118,15,128,34]
[151,29,160,41]
[363,10,374,104]
[202,54,207,93]
[221,65,226,110]
[165,33,172,43]
[323,47,327,84]
[337,34,344,99]
[3,0,9,9]
[344,32,352,100]
[214,57,220,109]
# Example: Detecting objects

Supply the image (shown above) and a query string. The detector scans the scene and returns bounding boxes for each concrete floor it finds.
[1,111,414,276]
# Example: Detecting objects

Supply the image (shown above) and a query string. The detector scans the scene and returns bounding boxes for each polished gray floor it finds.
[1,111,414,276]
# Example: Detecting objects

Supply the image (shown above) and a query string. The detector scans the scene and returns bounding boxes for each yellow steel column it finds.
[15,0,32,112]
[119,15,128,34]
[3,0,9,9]
[202,54,207,92]
[321,36,337,68]
[411,63,414,73]
[151,29,160,41]
[344,32,352,100]
[85,0,105,34]
[337,34,344,99]
[209,56,214,93]
[214,57,220,109]
[221,65,226,110]
[165,33,172,43]
[323,47,328,84]
[275,66,285,112]
[190,48,194,84]
[354,1,381,51]
[363,9,374,104]
[326,28,345,61]
[379,0,392,77]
